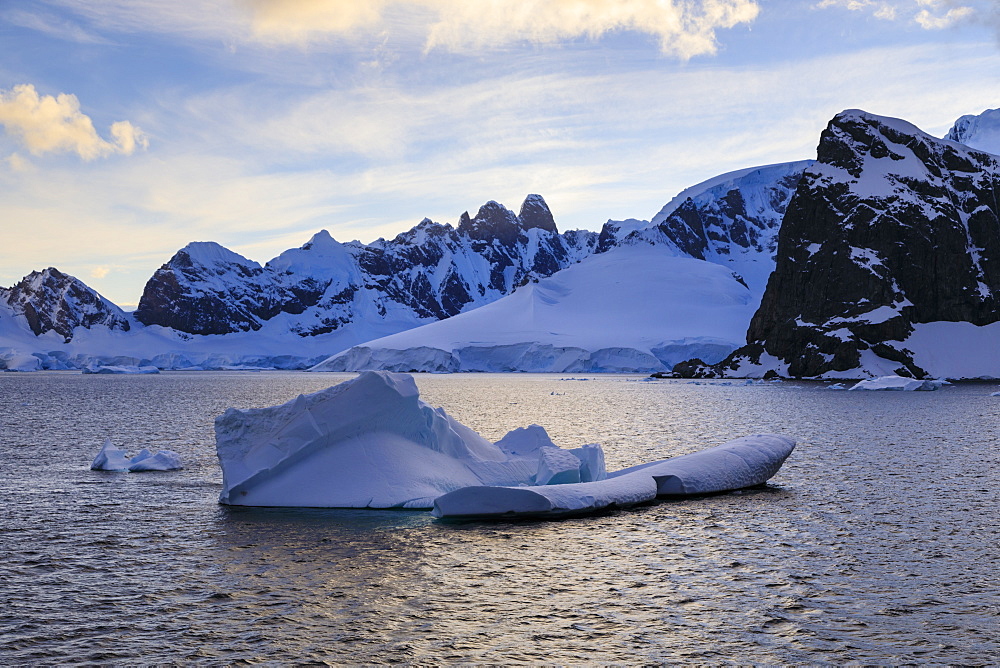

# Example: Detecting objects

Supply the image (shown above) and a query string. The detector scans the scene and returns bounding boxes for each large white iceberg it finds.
[215,371,605,509]
[90,438,183,471]
[215,371,795,515]
[432,434,795,519]
[848,375,949,391]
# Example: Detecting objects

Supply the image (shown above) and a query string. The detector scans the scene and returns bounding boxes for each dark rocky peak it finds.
[596,219,649,253]
[2,267,130,342]
[690,109,1000,379]
[518,194,557,233]
[391,218,455,246]
[134,242,287,335]
[458,200,522,245]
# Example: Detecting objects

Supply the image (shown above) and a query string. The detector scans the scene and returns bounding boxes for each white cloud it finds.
[815,0,980,29]
[242,0,760,58]
[0,84,148,160]
[915,3,974,28]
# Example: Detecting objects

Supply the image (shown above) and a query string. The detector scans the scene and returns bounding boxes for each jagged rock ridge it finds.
[134,195,598,336]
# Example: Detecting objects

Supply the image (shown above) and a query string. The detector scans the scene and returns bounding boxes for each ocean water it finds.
[1,371,998,665]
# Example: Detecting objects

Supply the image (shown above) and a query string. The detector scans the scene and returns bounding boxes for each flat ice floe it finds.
[215,371,794,516]
[432,434,795,519]
[848,375,949,391]
[90,438,183,471]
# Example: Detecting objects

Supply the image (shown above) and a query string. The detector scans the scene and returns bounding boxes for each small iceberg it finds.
[848,375,949,391]
[214,371,794,516]
[91,438,183,471]
[432,434,795,519]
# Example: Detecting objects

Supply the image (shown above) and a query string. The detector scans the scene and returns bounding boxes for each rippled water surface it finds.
[2,372,998,664]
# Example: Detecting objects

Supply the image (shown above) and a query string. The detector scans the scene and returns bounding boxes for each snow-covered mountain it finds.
[314,162,813,373]
[688,109,1000,379]
[0,268,131,342]
[311,244,755,373]
[136,195,596,337]
[7,107,1000,378]
[2,196,601,370]
[946,107,1000,155]
[605,160,813,296]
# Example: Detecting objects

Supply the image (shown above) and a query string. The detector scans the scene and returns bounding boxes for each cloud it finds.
[0,6,113,44]
[90,265,111,279]
[915,2,974,28]
[242,0,760,58]
[815,0,980,29]
[0,84,148,160]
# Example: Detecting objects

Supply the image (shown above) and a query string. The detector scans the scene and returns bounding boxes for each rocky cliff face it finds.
[134,242,290,335]
[135,195,598,336]
[708,110,1000,378]
[0,268,131,342]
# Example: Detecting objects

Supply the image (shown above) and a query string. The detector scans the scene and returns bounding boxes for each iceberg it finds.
[214,371,794,516]
[432,434,795,519]
[848,375,949,391]
[215,371,604,509]
[90,438,183,471]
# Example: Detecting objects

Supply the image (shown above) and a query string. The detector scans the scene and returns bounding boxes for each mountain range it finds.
[3,107,999,378]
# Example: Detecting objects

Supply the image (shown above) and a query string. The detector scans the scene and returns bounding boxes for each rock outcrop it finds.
[706,110,1000,378]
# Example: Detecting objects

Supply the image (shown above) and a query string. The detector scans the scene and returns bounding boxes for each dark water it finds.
[1,372,998,664]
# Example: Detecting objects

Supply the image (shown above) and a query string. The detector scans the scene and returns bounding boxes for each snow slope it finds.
[946,108,1000,155]
[311,244,756,373]
[616,160,813,296]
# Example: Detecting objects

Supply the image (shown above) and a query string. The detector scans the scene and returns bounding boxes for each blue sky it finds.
[2,0,999,306]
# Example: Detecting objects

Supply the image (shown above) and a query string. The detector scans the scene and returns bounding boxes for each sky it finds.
[2,0,999,307]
